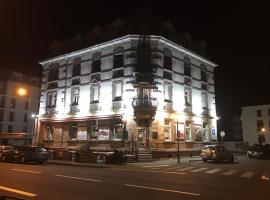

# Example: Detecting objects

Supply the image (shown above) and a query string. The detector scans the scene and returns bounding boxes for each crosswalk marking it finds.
[141,165,169,168]
[190,167,208,172]
[176,167,195,171]
[205,168,223,174]
[241,171,255,178]
[165,166,181,171]
[222,169,238,176]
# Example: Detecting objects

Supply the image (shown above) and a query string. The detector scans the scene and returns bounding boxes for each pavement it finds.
[46,156,202,168]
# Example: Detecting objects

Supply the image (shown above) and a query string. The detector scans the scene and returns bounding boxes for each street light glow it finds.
[17,87,27,96]
[261,128,266,132]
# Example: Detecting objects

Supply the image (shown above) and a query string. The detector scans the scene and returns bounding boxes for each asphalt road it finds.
[0,157,269,200]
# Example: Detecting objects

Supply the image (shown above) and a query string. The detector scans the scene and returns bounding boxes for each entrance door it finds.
[138,128,149,148]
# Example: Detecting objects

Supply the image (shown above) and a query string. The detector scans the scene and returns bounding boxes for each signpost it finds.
[220,131,225,144]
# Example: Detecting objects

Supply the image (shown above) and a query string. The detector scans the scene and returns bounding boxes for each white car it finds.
[0,145,13,161]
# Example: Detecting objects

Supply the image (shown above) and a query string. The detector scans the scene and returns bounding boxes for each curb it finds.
[47,161,109,168]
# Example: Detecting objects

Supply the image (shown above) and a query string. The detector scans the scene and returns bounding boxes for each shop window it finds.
[9,111,14,122]
[164,119,171,141]
[71,88,80,106]
[194,125,202,142]
[69,124,77,140]
[91,59,101,73]
[164,82,172,102]
[201,92,208,108]
[185,121,192,141]
[202,122,209,141]
[114,124,123,140]
[257,109,262,117]
[184,87,192,106]
[98,127,110,141]
[112,82,122,101]
[90,85,100,103]
[46,125,54,140]
[257,120,264,131]
[113,54,124,69]
[90,126,99,140]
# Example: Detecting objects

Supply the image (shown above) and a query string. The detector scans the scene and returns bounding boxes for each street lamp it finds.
[174,118,180,164]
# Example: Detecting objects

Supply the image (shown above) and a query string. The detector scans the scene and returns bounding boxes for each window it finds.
[112,82,122,101]
[163,71,172,80]
[184,57,191,76]
[46,92,57,108]
[194,125,203,142]
[90,85,100,103]
[113,54,124,69]
[257,120,264,131]
[201,83,207,91]
[112,70,124,79]
[202,92,208,108]
[24,113,27,122]
[164,119,171,141]
[163,55,172,70]
[185,87,192,106]
[72,63,81,77]
[152,132,158,139]
[10,98,16,108]
[71,88,80,106]
[8,125,13,133]
[185,121,192,141]
[48,67,59,82]
[46,125,54,140]
[69,124,77,140]
[91,59,101,73]
[0,96,6,107]
[201,70,207,82]
[9,112,14,122]
[257,109,262,117]
[164,82,172,102]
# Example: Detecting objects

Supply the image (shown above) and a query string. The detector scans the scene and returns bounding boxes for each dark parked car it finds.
[1,146,49,164]
[200,144,234,163]
[247,144,270,159]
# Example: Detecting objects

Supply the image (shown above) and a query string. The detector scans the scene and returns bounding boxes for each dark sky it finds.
[0,0,269,127]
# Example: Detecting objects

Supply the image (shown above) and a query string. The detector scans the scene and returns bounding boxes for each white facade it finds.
[241,104,270,145]
[37,35,218,150]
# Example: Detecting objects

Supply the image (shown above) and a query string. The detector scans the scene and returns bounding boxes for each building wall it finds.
[241,104,270,145]
[38,35,217,149]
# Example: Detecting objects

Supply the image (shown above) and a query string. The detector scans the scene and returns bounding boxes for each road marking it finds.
[205,168,223,174]
[176,167,195,171]
[241,171,254,178]
[125,184,200,196]
[190,167,208,172]
[141,165,170,168]
[11,169,42,174]
[222,169,238,176]
[112,168,186,175]
[0,185,37,197]
[165,166,181,171]
[55,174,102,182]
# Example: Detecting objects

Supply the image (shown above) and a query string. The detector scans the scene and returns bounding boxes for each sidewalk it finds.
[46,156,202,168]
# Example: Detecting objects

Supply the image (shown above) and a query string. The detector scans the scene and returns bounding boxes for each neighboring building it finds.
[241,104,270,145]
[0,68,40,145]
[37,34,218,152]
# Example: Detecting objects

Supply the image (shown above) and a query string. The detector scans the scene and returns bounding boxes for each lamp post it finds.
[174,119,180,164]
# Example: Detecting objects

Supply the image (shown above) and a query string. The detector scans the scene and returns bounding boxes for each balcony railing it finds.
[132,97,158,108]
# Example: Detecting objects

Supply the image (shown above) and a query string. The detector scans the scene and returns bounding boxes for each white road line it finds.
[125,184,200,196]
[0,185,37,197]
[176,167,195,171]
[11,169,42,174]
[222,169,238,176]
[241,171,255,178]
[205,168,223,174]
[55,174,102,182]
[165,166,181,171]
[190,167,208,172]
[112,168,186,175]
[141,165,170,168]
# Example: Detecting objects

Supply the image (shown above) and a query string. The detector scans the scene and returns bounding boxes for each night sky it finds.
[1,1,269,133]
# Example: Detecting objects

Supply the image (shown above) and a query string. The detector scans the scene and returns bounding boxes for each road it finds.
[0,156,269,200]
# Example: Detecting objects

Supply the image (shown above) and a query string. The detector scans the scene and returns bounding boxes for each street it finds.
[0,156,269,200]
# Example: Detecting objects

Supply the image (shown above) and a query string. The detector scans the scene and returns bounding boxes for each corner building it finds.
[37,35,218,152]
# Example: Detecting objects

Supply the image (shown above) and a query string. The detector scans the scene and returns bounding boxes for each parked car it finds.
[0,145,13,161]
[247,144,270,159]
[200,144,234,163]
[1,145,49,164]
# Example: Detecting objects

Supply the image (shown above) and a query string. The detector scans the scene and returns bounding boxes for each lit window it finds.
[164,119,171,141]
[164,82,172,102]
[90,85,100,103]
[71,88,80,106]
[185,87,192,106]
[201,92,208,108]
[112,82,122,101]
[46,92,57,108]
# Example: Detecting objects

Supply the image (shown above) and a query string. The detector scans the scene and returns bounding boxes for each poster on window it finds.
[178,123,185,140]
[194,125,203,142]
[77,131,87,140]
[98,128,110,140]
[211,128,217,140]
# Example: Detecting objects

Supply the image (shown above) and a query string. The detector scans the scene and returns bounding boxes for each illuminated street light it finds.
[261,128,266,132]
[17,87,28,96]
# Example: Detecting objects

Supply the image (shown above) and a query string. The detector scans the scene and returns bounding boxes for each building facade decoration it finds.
[37,35,218,150]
